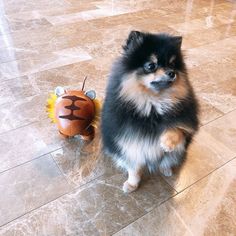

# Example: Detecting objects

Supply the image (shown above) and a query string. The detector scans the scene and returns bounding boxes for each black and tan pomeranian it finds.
[101,31,199,193]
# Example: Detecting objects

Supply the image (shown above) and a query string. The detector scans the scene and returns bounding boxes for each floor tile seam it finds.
[110,192,180,235]
[111,155,236,235]
[0,121,38,136]
[175,155,236,195]
[1,107,235,182]
[0,146,62,175]
[1,156,235,231]
[50,152,106,191]
[0,169,108,228]
[201,107,236,127]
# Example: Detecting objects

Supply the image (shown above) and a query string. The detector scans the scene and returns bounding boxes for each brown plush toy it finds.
[46,78,100,140]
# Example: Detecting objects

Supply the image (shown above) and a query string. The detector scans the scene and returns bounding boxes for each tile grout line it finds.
[0,121,38,136]
[0,115,235,226]
[175,155,236,195]
[0,2,232,57]
[111,156,236,235]
[0,56,92,81]
[0,73,235,136]
[161,151,236,195]
[0,39,92,65]
[1,106,235,175]
[159,174,179,193]
[200,107,236,127]
[0,146,62,175]
[0,0,235,234]
[111,192,180,236]
[2,148,234,230]
[0,32,232,69]
[0,109,235,227]
[50,153,74,189]
[1,143,235,229]
[0,159,178,229]
[0,191,72,228]
[0,168,108,228]
[49,151,106,192]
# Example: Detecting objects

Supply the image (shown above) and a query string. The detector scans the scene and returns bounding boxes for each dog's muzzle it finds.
[150,73,176,91]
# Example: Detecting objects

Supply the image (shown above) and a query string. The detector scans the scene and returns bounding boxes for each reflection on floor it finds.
[0,0,235,235]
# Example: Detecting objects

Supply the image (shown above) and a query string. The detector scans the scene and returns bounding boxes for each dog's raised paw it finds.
[160,129,184,152]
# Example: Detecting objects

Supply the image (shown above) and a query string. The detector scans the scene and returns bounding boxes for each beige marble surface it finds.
[0,154,71,226]
[0,0,235,235]
[0,172,175,235]
[162,128,235,192]
[114,158,236,236]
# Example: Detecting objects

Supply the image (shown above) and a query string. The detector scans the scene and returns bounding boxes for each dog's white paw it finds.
[123,181,138,193]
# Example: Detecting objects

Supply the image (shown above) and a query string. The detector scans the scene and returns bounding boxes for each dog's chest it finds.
[116,130,163,165]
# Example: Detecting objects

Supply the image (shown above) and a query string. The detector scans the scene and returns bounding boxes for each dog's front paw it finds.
[123,181,138,193]
[160,129,184,152]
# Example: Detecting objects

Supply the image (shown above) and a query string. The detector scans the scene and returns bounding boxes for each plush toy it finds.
[46,77,101,140]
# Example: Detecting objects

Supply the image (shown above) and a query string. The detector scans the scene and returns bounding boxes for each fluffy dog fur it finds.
[101,31,199,193]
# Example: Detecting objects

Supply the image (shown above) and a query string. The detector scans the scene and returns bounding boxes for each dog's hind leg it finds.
[159,148,186,177]
[159,156,174,177]
[159,163,173,177]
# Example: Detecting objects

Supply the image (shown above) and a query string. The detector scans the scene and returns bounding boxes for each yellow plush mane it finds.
[91,98,102,128]
[46,93,57,123]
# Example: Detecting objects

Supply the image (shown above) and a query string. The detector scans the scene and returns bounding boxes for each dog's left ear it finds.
[123,31,144,52]
[172,36,182,49]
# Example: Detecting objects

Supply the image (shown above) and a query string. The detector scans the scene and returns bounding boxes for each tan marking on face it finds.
[169,55,176,64]
[160,128,185,152]
[120,73,152,96]
[155,68,165,77]
[150,54,158,63]
[120,73,154,116]
[168,74,189,102]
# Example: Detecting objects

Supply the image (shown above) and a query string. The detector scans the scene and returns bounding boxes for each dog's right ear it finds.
[123,31,144,52]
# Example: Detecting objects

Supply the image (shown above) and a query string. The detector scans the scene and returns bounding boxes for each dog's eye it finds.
[144,62,157,73]
[166,70,176,79]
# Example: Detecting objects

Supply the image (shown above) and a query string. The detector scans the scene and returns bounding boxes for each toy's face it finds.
[54,87,96,137]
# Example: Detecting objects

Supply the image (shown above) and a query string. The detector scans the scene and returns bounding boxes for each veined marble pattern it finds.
[0,0,236,235]
[0,154,71,226]
[0,46,91,80]
[114,158,236,236]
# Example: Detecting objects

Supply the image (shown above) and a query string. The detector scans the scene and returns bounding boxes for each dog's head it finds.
[119,31,190,116]
[122,31,185,92]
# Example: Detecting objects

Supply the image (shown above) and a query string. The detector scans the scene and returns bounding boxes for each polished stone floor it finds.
[0,0,236,235]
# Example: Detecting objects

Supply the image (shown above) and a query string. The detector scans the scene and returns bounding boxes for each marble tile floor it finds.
[0,0,236,235]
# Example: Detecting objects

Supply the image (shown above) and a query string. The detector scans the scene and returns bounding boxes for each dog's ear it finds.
[172,36,182,49]
[123,31,144,52]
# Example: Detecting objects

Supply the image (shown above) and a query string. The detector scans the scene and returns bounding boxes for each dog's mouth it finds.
[150,80,174,91]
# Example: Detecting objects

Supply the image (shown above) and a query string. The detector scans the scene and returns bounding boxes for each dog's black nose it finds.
[165,70,176,79]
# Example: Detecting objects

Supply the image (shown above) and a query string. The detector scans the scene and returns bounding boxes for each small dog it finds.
[101,31,199,193]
